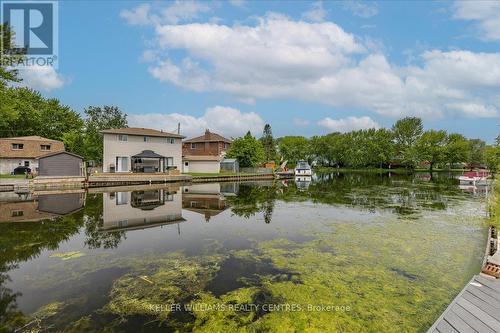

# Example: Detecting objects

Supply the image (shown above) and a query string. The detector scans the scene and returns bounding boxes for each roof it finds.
[183,155,222,161]
[0,136,65,159]
[132,150,165,158]
[0,136,62,142]
[37,150,84,160]
[184,130,231,143]
[100,127,185,138]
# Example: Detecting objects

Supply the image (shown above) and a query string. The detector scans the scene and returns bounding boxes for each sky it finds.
[16,0,500,141]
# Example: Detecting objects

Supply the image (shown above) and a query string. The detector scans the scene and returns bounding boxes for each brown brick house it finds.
[0,136,65,174]
[182,130,232,173]
[182,129,231,156]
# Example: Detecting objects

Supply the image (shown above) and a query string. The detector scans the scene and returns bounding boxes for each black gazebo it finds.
[131,150,165,173]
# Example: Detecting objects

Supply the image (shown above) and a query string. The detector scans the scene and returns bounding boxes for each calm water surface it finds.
[0,173,488,332]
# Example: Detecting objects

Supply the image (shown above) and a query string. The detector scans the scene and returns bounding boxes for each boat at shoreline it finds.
[294,160,312,176]
[457,170,491,186]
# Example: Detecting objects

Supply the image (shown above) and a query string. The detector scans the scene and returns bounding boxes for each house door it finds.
[116,157,128,172]
[183,161,189,173]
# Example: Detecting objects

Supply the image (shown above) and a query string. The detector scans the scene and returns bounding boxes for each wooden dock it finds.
[427,274,500,333]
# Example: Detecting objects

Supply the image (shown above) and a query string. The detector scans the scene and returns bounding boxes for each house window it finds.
[12,143,23,150]
[144,136,151,142]
[118,134,128,141]
[185,162,189,166]
[166,157,174,166]
[224,143,229,149]
[24,161,30,167]
[40,144,51,151]
[167,138,176,144]
[191,143,196,149]
[165,194,174,201]
[11,210,23,217]
[116,192,129,205]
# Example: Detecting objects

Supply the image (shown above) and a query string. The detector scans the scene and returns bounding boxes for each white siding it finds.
[0,158,38,174]
[103,134,182,172]
[184,161,220,173]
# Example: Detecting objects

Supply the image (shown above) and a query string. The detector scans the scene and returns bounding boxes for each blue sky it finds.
[19,0,500,141]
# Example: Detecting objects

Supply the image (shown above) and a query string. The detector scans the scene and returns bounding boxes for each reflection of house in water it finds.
[459,184,489,197]
[182,183,235,221]
[0,193,85,222]
[101,187,184,232]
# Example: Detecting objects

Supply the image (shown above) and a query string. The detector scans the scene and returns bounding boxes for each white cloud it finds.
[318,116,380,132]
[302,1,327,22]
[229,0,246,8]
[19,66,66,91]
[120,1,210,26]
[128,13,500,120]
[453,1,500,41]
[120,3,152,26]
[446,103,499,118]
[128,106,264,138]
[342,1,378,18]
[293,117,310,127]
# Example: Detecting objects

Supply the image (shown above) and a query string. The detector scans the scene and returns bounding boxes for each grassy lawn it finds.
[0,174,26,179]
[489,179,500,229]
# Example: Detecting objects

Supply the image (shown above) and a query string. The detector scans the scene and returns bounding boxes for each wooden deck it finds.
[427,274,500,333]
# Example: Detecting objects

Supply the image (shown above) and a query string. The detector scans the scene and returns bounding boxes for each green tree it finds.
[277,136,310,165]
[416,130,447,171]
[0,87,83,140]
[484,146,499,172]
[83,105,128,164]
[467,139,486,168]
[444,133,470,168]
[0,22,26,83]
[260,124,277,162]
[226,131,265,167]
[392,117,423,168]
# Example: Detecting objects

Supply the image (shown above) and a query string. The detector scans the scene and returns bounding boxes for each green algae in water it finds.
[49,251,86,261]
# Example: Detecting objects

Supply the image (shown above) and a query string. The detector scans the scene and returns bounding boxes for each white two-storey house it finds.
[101,128,184,173]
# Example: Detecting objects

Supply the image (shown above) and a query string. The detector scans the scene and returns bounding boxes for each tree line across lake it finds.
[227,118,498,171]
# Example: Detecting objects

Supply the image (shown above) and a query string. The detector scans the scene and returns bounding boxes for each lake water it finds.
[0,172,488,332]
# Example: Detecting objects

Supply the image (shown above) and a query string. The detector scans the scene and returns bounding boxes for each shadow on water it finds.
[205,255,300,297]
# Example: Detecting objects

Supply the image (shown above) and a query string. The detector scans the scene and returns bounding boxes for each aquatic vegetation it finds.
[104,252,227,322]
[49,251,86,261]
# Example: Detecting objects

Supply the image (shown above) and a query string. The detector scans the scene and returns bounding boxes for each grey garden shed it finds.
[38,151,84,177]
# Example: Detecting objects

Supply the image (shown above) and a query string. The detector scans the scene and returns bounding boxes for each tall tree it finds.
[226,131,265,167]
[83,105,128,164]
[0,87,83,140]
[261,124,277,162]
[391,117,423,168]
[484,146,499,172]
[0,23,26,83]
[277,136,310,165]
[444,133,470,168]
[416,130,447,171]
[467,138,486,168]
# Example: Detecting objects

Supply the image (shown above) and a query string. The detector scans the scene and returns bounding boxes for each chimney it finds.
[205,129,210,139]
[177,123,180,135]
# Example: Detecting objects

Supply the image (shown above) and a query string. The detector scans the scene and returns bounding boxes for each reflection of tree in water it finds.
[0,194,126,330]
[227,172,463,222]
[83,194,125,249]
[0,209,84,331]
[226,183,278,223]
